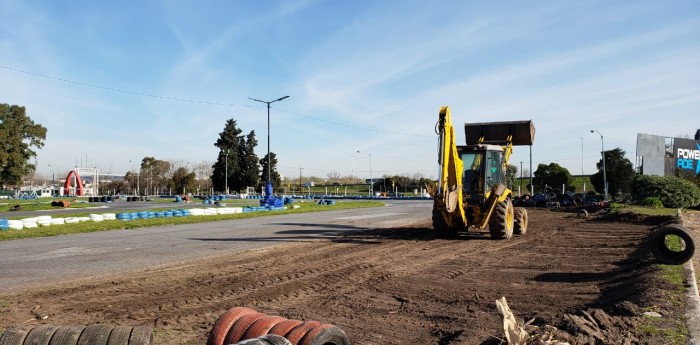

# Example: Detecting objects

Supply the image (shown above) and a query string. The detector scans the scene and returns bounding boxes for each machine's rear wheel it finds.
[489,198,514,239]
[432,206,459,238]
[514,207,528,235]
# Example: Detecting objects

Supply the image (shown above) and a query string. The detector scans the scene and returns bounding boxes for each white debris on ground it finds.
[496,297,571,345]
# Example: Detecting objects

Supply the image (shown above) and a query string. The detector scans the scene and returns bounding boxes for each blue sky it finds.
[1,0,698,182]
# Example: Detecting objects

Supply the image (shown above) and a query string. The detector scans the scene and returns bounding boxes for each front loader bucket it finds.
[464,120,535,146]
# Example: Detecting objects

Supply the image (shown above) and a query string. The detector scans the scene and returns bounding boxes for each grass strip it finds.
[0,201,383,241]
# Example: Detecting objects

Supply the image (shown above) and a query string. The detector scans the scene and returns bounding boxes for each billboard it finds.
[674,138,700,177]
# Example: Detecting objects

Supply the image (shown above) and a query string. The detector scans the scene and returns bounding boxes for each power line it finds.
[1,64,431,138]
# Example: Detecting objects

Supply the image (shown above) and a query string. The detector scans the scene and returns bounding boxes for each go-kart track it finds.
[0,201,695,344]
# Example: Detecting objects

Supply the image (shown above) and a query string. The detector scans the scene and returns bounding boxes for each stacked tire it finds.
[208,307,349,345]
[0,324,152,345]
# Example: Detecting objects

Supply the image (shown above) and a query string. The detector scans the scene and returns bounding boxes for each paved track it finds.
[0,200,431,292]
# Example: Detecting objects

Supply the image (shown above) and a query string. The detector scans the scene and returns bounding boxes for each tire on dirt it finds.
[576,209,588,219]
[23,324,58,345]
[285,321,321,345]
[258,334,292,345]
[432,206,459,238]
[128,326,153,345]
[513,207,528,235]
[489,198,514,239]
[299,324,350,345]
[649,225,696,265]
[105,326,132,345]
[48,325,86,345]
[268,320,304,339]
[77,325,113,345]
[241,316,287,340]
[207,307,258,345]
[224,313,266,344]
[0,327,30,345]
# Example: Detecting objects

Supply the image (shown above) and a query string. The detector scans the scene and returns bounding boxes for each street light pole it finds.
[249,95,290,198]
[580,137,585,176]
[225,149,229,195]
[591,130,608,200]
[357,150,372,196]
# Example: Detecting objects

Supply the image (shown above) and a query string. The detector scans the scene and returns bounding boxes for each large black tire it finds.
[0,327,29,345]
[432,206,459,238]
[128,326,153,345]
[489,199,514,239]
[77,325,113,345]
[514,207,528,235]
[649,225,695,265]
[48,325,85,345]
[23,325,58,345]
[106,326,133,345]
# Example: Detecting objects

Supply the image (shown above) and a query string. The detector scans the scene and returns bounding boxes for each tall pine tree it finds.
[211,119,260,193]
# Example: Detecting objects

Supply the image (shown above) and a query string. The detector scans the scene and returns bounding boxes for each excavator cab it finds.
[459,145,505,199]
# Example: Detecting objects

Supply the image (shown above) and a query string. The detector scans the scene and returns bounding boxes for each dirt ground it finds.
[0,209,687,344]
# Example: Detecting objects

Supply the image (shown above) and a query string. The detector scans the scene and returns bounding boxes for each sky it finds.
[1,0,699,182]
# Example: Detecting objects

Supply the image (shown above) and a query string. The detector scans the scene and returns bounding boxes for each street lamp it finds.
[249,95,290,198]
[357,150,372,196]
[590,130,608,200]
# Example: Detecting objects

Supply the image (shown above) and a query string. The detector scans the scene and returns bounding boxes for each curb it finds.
[678,209,700,344]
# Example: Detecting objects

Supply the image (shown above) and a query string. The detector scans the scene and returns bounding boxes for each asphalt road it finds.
[0,200,431,293]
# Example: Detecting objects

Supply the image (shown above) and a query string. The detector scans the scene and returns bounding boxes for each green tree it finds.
[590,148,634,195]
[238,131,260,189]
[533,163,573,192]
[0,103,47,188]
[140,157,170,195]
[211,119,259,193]
[169,167,197,195]
[259,152,281,190]
[212,119,243,193]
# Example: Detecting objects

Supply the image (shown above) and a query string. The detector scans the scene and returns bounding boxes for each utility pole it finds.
[299,167,303,196]
[519,161,523,195]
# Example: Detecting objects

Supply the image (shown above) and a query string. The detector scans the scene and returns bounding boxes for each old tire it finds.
[268,320,304,338]
[0,327,30,345]
[299,324,350,345]
[513,207,528,235]
[285,321,321,345]
[77,325,113,345]
[23,325,59,345]
[48,325,86,345]
[489,199,514,239]
[224,313,266,344]
[576,209,588,219]
[128,326,153,345]
[105,326,132,345]
[207,307,258,345]
[432,206,459,238]
[242,316,287,340]
[258,334,292,345]
[650,225,695,265]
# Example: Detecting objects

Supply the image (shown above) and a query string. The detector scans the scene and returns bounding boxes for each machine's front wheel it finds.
[432,206,459,238]
[514,207,528,235]
[489,198,514,239]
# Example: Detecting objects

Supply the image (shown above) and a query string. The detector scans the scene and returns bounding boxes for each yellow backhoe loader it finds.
[427,106,535,239]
